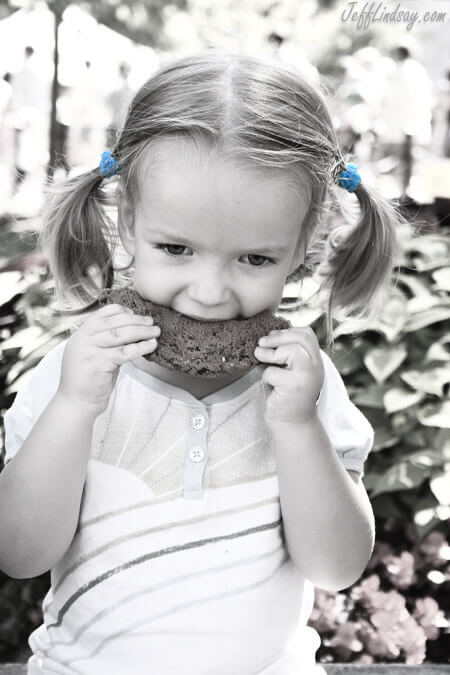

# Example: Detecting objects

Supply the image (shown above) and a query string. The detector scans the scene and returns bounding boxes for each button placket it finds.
[184,407,209,499]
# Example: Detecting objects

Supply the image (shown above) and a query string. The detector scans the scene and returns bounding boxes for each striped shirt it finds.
[3,338,374,675]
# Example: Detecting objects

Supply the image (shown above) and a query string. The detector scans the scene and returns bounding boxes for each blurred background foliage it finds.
[0,214,448,665]
[0,0,449,667]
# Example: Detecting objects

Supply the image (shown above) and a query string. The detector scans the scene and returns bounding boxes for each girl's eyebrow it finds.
[145,229,291,254]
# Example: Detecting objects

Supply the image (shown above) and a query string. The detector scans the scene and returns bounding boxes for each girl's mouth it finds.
[182,312,244,322]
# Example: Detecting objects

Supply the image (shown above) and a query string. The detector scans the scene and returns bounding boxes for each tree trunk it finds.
[46,9,62,183]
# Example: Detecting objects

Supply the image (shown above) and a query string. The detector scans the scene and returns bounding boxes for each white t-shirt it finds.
[3,339,374,675]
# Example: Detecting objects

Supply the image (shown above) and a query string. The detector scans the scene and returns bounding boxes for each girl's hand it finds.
[254,327,324,425]
[57,304,161,416]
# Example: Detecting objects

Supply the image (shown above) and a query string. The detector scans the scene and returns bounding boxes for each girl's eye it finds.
[244,254,272,267]
[156,244,190,257]
[155,244,274,267]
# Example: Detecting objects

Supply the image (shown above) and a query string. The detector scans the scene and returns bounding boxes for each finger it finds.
[255,345,307,374]
[260,327,317,344]
[89,312,155,335]
[110,338,159,364]
[258,332,319,363]
[256,341,313,365]
[95,324,160,347]
[260,364,293,388]
[81,303,133,330]
[97,303,134,317]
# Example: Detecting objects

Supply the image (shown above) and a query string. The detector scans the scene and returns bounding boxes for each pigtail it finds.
[38,167,119,314]
[318,172,403,349]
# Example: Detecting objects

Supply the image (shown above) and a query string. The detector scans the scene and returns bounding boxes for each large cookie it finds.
[98,286,291,378]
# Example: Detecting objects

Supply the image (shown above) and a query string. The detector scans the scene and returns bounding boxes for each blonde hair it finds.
[39,49,401,348]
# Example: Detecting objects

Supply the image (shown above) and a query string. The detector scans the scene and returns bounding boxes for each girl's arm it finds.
[269,415,375,593]
[0,304,160,579]
[0,392,99,578]
[255,332,375,592]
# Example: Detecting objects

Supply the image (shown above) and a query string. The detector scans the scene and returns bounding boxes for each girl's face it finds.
[119,138,309,321]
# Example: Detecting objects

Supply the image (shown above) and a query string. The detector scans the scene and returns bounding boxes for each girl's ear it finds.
[117,199,136,257]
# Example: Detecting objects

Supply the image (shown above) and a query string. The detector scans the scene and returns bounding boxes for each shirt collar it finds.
[121,361,265,406]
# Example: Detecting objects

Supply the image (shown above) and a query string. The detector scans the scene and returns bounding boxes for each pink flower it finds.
[350,574,380,608]
[413,597,448,640]
[370,589,407,614]
[416,531,448,568]
[366,541,393,569]
[310,589,342,632]
[384,552,416,588]
[326,622,363,660]
[399,614,427,664]
[354,654,375,664]
[359,618,400,658]
[357,589,427,664]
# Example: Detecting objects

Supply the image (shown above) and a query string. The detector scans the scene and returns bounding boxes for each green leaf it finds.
[405,305,450,332]
[431,267,450,292]
[396,272,435,300]
[1,325,45,353]
[370,461,430,497]
[413,509,444,539]
[425,333,450,362]
[362,294,408,342]
[400,365,450,397]
[364,344,408,383]
[407,293,446,313]
[5,336,65,392]
[406,448,445,468]
[417,400,450,428]
[373,421,400,451]
[0,271,38,306]
[370,493,406,519]
[404,235,450,272]
[401,430,428,450]
[434,429,450,459]
[383,386,425,413]
[332,342,363,375]
[430,470,450,505]
[413,495,450,538]
[281,306,323,326]
[353,383,386,409]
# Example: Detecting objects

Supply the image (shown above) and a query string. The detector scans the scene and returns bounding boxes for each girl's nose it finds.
[187,266,232,306]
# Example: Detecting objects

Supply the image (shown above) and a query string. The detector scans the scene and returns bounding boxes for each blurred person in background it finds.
[379,45,434,196]
[65,60,110,173]
[336,47,392,161]
[267,31,320,87]
[432,67,450,158]
[54,83,72,179]
[0,72,15,205]
[105,62,135,147]
[9,45,51,196]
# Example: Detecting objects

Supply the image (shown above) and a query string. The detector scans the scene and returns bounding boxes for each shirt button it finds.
[191,414,206,430]
[189,447,205,463]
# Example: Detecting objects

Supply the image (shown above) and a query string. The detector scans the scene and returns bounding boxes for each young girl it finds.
[1,51,400,675]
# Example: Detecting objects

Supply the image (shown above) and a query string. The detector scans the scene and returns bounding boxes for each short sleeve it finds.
[316,349,374,478]
[2,338,68,467]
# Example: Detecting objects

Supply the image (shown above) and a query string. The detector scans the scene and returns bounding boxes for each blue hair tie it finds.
[99,150,120,178]
[337,163,360,193]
